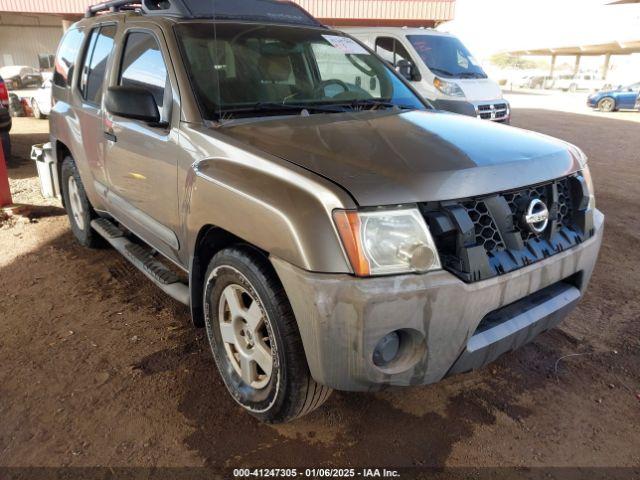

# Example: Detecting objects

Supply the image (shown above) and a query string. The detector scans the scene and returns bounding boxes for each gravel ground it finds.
[0,106,639,475]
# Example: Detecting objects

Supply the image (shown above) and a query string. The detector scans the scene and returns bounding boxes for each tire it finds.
[60,156,102,248]
[597,97,616,112]
[31,99,44,119]
[203,246,332,423]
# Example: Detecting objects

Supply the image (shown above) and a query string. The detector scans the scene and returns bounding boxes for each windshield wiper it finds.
[220,102,344,117]
[429,67,456,78]
[337,99,417,111]
[457,72,487,79]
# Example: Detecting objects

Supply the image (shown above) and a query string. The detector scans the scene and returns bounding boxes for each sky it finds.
[439,0,640,79]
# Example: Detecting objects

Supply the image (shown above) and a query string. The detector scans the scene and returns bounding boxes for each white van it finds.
[345,27,510,122]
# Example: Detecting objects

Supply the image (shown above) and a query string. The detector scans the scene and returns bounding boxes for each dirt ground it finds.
[0,107,639,474]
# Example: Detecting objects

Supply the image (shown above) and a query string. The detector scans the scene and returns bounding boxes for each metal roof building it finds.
[0,0,455,68]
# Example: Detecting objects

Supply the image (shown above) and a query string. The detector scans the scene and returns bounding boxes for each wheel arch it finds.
[55,140,73,208]
[189,225,269,328]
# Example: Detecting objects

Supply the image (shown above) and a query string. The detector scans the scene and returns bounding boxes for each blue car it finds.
[587,82,640,112]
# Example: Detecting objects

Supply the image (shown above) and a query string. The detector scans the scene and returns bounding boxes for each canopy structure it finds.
[505,39,640,80]
[507,40,640,57]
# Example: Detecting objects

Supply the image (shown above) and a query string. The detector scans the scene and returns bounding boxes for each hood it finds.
[456,78,503,102]
[219,110,582,207]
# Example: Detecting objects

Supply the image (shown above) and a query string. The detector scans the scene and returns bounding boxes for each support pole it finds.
[602,53,611,80]
[0,139,12,207]
[550,54,557,78]
[573,54,582,76]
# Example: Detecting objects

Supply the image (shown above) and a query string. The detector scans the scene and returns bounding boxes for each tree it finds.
[490,53,540,70]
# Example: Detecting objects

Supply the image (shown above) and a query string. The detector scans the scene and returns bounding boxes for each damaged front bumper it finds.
[272,210,604,392]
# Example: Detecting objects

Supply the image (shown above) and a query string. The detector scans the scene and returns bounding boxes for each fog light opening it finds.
[373,331,401,367]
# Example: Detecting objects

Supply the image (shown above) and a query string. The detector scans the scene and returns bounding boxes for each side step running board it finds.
[91,218,190,306]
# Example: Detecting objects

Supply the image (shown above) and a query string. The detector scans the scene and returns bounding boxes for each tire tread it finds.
[205,246,332,423]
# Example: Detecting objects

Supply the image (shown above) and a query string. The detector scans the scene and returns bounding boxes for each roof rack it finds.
[85,0,324,28]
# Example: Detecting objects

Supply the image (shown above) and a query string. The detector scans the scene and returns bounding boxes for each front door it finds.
[102,27,182,258]
[618,82,640,109]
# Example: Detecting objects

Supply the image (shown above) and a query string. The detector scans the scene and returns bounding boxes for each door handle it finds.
[103,131,117,142]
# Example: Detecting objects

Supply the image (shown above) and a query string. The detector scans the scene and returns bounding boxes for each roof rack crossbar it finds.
[86,0,140,17]
[85,0,324,27]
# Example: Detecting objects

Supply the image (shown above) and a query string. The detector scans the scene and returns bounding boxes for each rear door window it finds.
[119,32,168,110]
[54,27,84,88]
[80,25,117,104]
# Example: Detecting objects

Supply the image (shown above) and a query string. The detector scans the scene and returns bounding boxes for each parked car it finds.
[8,93,25,117]
[0,66,43,90]
[37,0,603,423]
[345,27,510,122]
[555,73,601,92]
[527,75,555,90]
[29,79,53,119]
[0,75,11,159]
[587,82,640,112]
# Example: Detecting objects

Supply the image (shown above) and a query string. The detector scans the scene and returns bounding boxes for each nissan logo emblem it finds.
[524,198,549,234]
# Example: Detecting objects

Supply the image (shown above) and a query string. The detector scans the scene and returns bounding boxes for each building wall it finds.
[0,13,63,67]
[0,0,456,67]
[0,0,455,24]
[297,0,455,26]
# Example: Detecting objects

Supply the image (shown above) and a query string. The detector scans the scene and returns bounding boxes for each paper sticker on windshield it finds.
[457,50,469,69]
[322,35,368,55]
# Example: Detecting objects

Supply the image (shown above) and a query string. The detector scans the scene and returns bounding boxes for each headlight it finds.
[581,165,596,210]
[333,208,441,276]
[433,77,465,98]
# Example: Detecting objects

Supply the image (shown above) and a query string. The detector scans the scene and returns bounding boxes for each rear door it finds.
[76,23,118,190]
[101,25,182,259]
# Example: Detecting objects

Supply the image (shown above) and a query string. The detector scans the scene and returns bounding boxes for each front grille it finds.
[422,174,595,283]
[476,102,509,121]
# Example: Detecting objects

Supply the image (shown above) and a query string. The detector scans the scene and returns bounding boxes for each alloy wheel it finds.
[218,283,273,389]
[67,175,85,231]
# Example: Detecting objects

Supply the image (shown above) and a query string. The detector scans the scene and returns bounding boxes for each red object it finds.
[0,79,8,108]
[21,98,33,117]
[0,140,12,207]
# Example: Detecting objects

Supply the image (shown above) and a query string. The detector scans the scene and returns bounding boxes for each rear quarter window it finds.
[54,27,85,88]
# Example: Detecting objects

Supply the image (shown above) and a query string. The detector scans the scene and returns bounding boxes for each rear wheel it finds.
[203,247,331,423]
[597,97,616,112]
[60,156,102,248]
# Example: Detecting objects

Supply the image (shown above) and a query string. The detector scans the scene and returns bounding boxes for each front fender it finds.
[183,140,356,273]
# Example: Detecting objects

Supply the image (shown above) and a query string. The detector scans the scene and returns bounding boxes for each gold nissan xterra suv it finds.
[37,0,603,422]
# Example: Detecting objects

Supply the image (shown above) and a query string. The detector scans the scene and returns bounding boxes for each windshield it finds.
[175,23,427,119]
[406,34,487,79]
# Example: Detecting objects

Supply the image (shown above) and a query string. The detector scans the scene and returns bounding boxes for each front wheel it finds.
[597,97,616,112]
[203,247,332,423]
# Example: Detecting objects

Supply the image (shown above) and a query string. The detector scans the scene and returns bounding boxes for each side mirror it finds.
[396,59,419,81]
[105,86,160,124]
